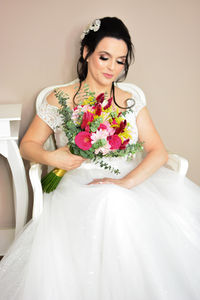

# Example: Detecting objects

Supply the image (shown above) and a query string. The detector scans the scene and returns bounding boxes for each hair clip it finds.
[80,19,101,40]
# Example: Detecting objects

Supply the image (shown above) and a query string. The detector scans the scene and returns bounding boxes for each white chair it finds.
[29,79,189,220]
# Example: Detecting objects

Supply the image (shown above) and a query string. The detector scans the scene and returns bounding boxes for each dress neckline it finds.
[44,89,135,113]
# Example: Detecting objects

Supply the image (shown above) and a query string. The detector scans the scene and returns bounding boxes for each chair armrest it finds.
[165,153,189,176]
[29,134,56,220]
[29,162,44,220]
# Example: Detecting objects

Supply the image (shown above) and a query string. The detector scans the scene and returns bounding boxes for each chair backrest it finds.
[36,78,146,153]
[36,79,80,153]
[36,78,80,113]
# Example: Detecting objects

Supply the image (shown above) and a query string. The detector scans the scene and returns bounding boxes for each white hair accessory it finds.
[80,19,101,40]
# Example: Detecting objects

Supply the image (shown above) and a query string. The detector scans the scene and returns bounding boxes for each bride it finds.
[0,16,200,300]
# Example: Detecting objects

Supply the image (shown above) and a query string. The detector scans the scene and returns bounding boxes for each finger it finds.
[63,146,70,152]
[77,157,85,162]
[70,153,86,161]
[88,180,98,185]
[88,180,106,185]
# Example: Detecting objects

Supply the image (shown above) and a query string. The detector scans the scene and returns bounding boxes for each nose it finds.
[107,59,115,71]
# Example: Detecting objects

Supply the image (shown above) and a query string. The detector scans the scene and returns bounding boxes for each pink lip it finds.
[103,73,113,79]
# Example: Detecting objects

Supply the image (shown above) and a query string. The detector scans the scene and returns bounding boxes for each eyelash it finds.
[99,56,125,65]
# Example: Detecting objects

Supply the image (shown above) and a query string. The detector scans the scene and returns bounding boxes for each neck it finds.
[82,76,113,97]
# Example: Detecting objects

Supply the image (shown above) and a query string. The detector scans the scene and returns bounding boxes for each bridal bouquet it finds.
[41,87,143,193]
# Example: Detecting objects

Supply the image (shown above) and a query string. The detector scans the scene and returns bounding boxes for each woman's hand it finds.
[48,146,86,171]
[20,116,85,170]
[88,177,133,189]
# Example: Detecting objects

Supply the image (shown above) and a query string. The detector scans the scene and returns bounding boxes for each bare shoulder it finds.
[115,86,132,107]
[46,83,78,108]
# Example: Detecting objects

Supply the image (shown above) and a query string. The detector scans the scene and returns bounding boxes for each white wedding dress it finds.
[0,89,200,300]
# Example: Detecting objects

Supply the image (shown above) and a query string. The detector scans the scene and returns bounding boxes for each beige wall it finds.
[0,0,200,228]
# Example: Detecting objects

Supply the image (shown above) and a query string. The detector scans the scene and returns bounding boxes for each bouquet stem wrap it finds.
[41,168,67,193]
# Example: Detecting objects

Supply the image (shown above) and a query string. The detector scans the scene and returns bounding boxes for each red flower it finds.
[112,119,118,125]
[75,132,92,150]
[81,111,94,129]
[103,97,113,110]
[115,120,127,134]
[85,124,90,132]
[98,123,107,130]
[119,139,130,150]
[96,93,105,103]
[95,103,102,116]
[107,135,122,150]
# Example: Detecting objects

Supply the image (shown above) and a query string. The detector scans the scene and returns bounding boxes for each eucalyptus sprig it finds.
[41,87,144,193]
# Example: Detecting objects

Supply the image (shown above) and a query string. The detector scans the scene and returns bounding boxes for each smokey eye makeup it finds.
[99,56,125,65]
[117,61,125,65]
[99,56,108,61]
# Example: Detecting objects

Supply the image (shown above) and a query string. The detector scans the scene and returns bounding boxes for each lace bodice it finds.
[37,85,146,148]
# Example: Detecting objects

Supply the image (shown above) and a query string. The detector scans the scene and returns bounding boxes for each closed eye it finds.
[99,56,125,65]
[99,56,108,61]
[117,61,125,65]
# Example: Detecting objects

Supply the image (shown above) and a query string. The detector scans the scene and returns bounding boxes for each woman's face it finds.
[84,37,128,86]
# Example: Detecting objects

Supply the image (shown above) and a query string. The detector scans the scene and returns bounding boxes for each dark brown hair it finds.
[74,17,135,109]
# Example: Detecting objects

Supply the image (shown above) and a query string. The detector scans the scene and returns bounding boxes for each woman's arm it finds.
[121,107,168,187]
[20,115,85,170]
[89,107,168,188]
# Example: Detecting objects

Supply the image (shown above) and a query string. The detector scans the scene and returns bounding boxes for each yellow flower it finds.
[118,129,132,141]
[109,116,124,128]
[82,96,95,106]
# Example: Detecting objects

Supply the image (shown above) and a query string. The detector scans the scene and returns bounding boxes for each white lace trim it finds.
[36,91,146,145]
[37,99,62,132]
[127,92,146,118]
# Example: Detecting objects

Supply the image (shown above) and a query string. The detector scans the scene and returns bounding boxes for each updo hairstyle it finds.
[74,17,135,109]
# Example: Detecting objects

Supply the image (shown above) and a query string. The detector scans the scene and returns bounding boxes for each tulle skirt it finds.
[0,157,200,300]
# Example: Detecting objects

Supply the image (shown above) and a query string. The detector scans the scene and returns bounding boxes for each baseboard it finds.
[0,228,15,255]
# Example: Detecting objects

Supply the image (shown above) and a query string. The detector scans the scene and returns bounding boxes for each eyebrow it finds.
[98,51,127,58]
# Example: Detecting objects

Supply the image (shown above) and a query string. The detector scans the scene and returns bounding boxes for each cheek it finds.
[117,64,125,74]
[94,58,105,69]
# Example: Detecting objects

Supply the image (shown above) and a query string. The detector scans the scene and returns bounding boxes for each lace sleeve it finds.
[132,87,146,118]
[37,99,62,132]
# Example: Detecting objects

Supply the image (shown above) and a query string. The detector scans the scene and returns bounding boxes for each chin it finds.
[101,76,114,84]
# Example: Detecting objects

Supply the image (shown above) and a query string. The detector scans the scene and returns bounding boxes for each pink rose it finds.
[107,135,122,150]
[75,132,92,150]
